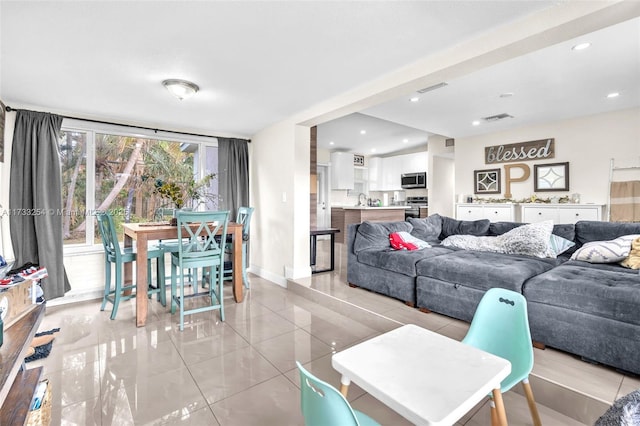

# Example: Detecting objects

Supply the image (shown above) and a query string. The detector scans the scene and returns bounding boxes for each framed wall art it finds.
[534,162,569,192]
[474,168,501,194]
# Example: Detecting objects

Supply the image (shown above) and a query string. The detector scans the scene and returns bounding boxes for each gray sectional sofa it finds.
[346,216,640,375]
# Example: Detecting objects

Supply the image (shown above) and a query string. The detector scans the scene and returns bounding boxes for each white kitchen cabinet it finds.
[401,151,428,175]
[353,166,368,194]
[522,204,603,224]
[382,156,402,190]
[330,152,354,190]
[456,203,517,222]
[368,157,382,191]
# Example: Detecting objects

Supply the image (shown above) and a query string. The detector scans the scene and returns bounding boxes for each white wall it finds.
[249,119,311,286]
[454,108,640,209]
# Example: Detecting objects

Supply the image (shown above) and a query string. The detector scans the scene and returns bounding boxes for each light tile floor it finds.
[29,240,638,425]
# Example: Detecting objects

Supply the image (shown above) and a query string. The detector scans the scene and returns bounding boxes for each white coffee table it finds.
[331,324,511,426]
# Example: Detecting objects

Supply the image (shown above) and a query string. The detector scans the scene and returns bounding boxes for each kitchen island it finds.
[331,206,408,243]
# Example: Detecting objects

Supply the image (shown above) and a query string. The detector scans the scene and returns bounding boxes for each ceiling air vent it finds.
[417,82,448,94]
[482,113,514,122]
[445,138,455,147]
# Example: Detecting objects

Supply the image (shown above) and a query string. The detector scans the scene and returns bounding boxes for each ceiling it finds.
[1,2,638,154]
[318,15,640,156]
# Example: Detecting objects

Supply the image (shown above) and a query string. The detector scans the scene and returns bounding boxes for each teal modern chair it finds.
[224,206,254,289]
[170,210,229,331]
[296,361,379,426]
[462,288,542,426]
[96,212,166,320]
[154,207,197,284]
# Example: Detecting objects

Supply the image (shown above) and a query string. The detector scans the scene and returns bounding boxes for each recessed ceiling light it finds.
[371,148,377,153]
[410,97,420,102]
[403,139,408,143]
[360,130,366,135]
[329,141,335,145]
[607,92,620,98]
[499,92,514,98]
[572,42,591,51]
[472,120,481,126]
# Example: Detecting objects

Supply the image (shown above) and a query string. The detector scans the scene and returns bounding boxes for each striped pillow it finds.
[571,234,640,263]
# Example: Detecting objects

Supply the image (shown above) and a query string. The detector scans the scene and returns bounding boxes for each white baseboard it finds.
[47,287,103,306]
[248,265,287,288]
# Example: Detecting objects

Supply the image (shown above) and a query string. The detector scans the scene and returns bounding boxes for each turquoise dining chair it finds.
[223,206,254,289]
[462,288,542,426]
[296,361,379,426]
[154,207,198,284]
[96,212,166,320]
[170,210,229,331]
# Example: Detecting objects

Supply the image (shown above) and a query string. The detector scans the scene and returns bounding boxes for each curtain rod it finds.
[4,105,250,142]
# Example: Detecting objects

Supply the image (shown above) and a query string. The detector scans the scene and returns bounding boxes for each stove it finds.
[405,196,428,220]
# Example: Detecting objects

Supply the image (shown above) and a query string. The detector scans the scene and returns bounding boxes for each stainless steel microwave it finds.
[401,172,426,189]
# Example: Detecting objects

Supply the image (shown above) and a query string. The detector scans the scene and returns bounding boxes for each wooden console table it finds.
[0,303,46,425]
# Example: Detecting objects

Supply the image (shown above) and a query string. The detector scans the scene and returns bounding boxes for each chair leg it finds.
[157,256,166,307]
[179,268,185,331]
[111,263,123,320]
[170,263,177,314]
[491,389,508,426]
[242,242,250,289]
[522,378,542,426]
[489,397,499,426]
[101,260,111,311]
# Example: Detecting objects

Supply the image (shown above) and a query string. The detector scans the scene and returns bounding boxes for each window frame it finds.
[61,118,218,254]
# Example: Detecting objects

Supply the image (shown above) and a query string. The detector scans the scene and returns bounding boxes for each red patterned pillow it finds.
[389,232,431,251]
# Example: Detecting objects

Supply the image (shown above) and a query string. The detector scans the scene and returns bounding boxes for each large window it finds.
[60,120,218,249]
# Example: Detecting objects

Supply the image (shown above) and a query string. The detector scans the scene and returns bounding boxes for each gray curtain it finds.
[218,138,249,218]
[10,110,70,300]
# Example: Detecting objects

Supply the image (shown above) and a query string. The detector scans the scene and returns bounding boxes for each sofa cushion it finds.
[353,221,413,254]
[408,214,442,243]
[416,250,557,292]
[575,221,640,246]
[570,234,640,263]
[439,216,490,240]
[357,246,455,277]
[524,263,640,326]
[489,221,576,241]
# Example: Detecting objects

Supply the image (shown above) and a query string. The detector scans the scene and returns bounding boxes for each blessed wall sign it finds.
[485,138,554,164]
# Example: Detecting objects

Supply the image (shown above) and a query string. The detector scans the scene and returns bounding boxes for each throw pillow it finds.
[619,237,640,269]
[549,234,576,257]
[408,214,442,243]
[439,216,490,240]
[570,234,640,263]
[389,232,430,251]
[496,220,554,258]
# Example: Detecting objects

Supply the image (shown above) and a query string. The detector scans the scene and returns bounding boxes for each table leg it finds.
[492,389,508,426]
[310,235,317,267]
[232,226,244,303]
[136,234,148,327]
[339,376,351,398]
[329,232,335,272]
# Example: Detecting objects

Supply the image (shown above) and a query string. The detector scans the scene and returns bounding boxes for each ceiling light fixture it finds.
[472,120,481,126]
[360,130,366,135]
[162,79,199,100]
[572,42,591,51]
[329,141,335,145]
[410,97,420,102]
[371,148,377,153]
[607,92,620,98]
[403,139,409,143]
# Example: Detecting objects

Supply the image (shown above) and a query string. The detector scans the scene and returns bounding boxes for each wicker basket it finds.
[26,379,51,426]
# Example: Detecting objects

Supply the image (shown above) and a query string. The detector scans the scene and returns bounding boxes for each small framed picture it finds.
[353,154,365,166]
[474,169,501,194]
[534,162,569,192]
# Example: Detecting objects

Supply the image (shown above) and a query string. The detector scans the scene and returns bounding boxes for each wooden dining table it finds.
[123,221,244,327]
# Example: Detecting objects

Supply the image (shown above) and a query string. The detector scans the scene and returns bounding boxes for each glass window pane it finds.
[60,130,87,245]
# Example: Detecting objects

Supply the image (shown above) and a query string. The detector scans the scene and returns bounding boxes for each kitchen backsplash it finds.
[331,188,428,206]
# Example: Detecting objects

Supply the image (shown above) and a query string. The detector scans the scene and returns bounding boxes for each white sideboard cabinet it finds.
[521,204,603,224]
[456,203,517,222]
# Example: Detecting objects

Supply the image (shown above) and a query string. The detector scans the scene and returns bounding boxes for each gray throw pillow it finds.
[353,221,413,254]
[439,216,490,240]
[408,214,443,243]
[595,389,640,426]
[497,220,554,258]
